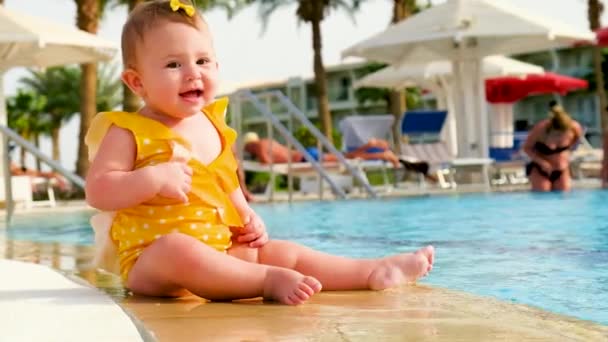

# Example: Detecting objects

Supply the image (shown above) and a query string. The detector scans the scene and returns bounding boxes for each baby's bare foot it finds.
[263,268,322,305]
[368,245,434,290]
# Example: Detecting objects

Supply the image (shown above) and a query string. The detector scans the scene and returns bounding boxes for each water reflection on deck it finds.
[0,238,128,300]
[3,238,608,341]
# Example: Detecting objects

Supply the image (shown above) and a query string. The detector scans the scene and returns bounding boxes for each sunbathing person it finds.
[10,162,69,191]
[243,132,437,182]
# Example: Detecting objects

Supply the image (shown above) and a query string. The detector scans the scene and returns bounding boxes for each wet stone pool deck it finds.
[119,285,608,341]
[2,237,608,341]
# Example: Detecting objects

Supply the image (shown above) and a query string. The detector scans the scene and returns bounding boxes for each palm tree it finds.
[387,0,418,153]
[6,91,50,168]
[19,64,122,162]
[354,62,422,117]
[74,0,101,177]
[256,0,364,143]
[20,67,80,162]
[589,1,608,186]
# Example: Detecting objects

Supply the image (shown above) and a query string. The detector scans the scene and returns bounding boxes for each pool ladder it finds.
[230,89,377,201]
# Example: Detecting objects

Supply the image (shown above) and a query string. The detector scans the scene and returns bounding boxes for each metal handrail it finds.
[239,90,347,199]
[1,124,85,224]
[271,91,376,197]
[235,89,378,200]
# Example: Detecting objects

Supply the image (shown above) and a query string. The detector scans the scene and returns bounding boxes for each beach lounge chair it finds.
[241,159,355,196]
[570,135,603,180]
[400,110,494,188]
[338,115,397,190]
[0,175,56,209]
[488,131,529,186]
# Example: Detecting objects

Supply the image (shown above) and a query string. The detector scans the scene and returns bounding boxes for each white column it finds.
[437,76,458,156]
[451,60,469,157]
[453,58,489,158]
[490,103,514,148]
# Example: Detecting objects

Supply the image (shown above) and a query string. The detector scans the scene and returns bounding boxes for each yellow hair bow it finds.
[170,0,195,17]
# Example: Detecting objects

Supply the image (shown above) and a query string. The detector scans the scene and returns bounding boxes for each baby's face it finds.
[131,20,219,119]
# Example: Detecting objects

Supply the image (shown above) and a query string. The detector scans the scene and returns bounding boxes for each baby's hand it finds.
[236,210,268,248]
[153,161,193,202]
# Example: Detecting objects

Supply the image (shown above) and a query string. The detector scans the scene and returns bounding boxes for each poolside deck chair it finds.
[338,115,397,190]
[241,159,355,196]
[570,135,603,180]
[0,175,56,209]
[400,110,494,188]
[489,131,529,186]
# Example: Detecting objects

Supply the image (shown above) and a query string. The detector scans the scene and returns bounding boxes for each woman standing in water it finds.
[523,101,582,191]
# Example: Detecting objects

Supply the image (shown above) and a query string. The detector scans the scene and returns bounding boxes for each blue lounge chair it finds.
[400,110,493,188]
[401,110,447,144]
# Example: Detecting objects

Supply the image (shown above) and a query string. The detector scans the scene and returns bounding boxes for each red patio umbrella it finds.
[485,72,588,103]
[573,26,608,46]
[595,27,608,46]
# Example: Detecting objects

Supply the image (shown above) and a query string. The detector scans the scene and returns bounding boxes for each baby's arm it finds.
[228,172,268,247]
[85,125,192,211]
[229,186,254,220]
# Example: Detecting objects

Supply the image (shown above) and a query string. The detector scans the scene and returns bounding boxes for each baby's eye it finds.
[166,61,180,68]
[196,58,210,65]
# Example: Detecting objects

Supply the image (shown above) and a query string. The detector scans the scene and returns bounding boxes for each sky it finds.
[1,0,604,171]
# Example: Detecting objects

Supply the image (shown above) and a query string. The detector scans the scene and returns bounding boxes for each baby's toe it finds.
[294,288,311,301]
[303,276,322,293]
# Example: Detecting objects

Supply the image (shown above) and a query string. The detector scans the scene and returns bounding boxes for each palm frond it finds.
[256,0,296,33]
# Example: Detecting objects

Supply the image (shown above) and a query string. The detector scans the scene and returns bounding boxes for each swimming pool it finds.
[2,190,607,325]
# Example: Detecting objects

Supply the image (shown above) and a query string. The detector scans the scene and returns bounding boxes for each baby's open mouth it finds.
[180,89,203,98]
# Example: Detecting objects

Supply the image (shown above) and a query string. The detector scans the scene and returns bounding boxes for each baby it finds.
[85,0,434,305]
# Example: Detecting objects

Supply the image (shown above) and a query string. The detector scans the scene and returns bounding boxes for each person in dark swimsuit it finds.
[523,101,582,191]
[525,142,572,182]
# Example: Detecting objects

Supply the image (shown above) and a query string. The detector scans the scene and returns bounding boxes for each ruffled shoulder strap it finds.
[203,97,237,146]
[85,111,178,162]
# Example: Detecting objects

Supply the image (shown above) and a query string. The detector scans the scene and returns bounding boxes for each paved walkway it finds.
[0,259,144,342]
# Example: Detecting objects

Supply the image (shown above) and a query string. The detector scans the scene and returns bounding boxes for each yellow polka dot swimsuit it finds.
[85,98,243,281]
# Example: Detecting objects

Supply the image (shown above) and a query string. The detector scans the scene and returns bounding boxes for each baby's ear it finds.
[121,69,144,97]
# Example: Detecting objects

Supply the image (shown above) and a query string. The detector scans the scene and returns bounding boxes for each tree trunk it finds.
[33,134,41,171]
[388,0,415,153]
[310,8,332,144]
[75,0,99,177]
[588,0,608,186]
[19,140,26,168]
[51,126,61,161]
[122,0,144,112]
[77,63,97,176]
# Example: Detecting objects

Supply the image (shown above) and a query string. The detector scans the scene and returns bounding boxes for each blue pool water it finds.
[2,190,608,325]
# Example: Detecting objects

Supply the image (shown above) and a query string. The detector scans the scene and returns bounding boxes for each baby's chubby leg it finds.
[127,233,321,305]
[230,240,434,291]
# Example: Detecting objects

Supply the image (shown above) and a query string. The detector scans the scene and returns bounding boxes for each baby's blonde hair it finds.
[121,0,208,69]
